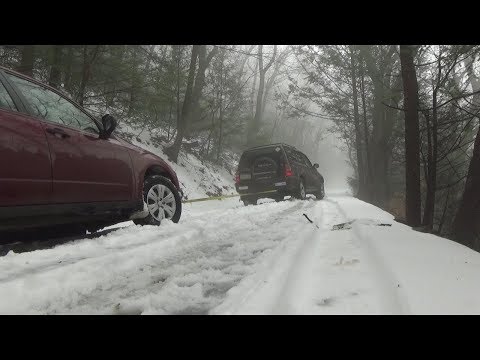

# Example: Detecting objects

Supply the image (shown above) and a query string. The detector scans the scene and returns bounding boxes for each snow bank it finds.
[329,195,480,315]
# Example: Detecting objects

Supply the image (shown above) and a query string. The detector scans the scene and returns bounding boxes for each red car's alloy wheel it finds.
[146,184,177,222]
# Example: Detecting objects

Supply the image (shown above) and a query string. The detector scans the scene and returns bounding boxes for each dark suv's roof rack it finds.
[244,143,297,152]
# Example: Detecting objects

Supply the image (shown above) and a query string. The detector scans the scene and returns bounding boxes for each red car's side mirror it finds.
[100,114,117,139]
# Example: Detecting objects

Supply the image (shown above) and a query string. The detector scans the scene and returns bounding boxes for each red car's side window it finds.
[0,80,17,112]
[6,74,99,135]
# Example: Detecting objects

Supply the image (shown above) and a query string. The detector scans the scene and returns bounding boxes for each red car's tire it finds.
[134,175,182,226]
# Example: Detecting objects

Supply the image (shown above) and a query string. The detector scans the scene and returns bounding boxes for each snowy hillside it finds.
[116,124,238,201]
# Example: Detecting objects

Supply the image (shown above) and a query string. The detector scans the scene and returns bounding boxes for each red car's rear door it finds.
[6,72,133,204]
[0,75,52,206]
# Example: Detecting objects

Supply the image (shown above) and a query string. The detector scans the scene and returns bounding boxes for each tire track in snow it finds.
[269,203,329,314]
[268,199,370,314]
[211,199,341,315]
[210,200,323,314]
[324,196,410,314]
[218,197,409,315]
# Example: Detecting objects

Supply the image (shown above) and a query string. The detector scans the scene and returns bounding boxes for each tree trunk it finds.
[399,45,422,227]
[437,188,451,235]
[371,85,389,207]
[271,108,284,141]
[17,45,35,76]
[238,45,255,77]
[166,101,173,141]
[175,45,182,141]
[262,48,289,116]
[349,46,367,200]
[217,94,224,162]
[64,46,74,95]
[452,125,480,249]
[248,45,265,145]
[360,45,397,208]
[359,57,373,200]
[262,67,277,116]
[452,57,480,249]
[77,46,90,106]
[216,50,226,162]
[49,45,63,88]
[249,59,259,120]
[423,92,438,229]
[127,47,139,117]
[77,45,100,106]
[186,45,218,135]
[166,45,199,163]
[361,48,384,206]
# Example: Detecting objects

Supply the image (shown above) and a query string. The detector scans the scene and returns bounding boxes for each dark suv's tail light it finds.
[285,164,293,177]
[235,172,240,184]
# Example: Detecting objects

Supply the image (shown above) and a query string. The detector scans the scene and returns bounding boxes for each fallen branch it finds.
[303,214,319,229]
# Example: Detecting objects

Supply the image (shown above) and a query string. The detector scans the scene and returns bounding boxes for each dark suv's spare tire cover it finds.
[253,156,278,181]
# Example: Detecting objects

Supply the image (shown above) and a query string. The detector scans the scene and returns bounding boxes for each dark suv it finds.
[0,66,182,233]
[235,143,325,205]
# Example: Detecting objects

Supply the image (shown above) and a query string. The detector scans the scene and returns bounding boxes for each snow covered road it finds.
[1,194,480,315]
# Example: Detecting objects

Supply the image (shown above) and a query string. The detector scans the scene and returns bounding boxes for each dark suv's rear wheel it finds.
[294,178,307,200]
[242,197,257,206]
[315,183,325,200]
[134,175,182,226]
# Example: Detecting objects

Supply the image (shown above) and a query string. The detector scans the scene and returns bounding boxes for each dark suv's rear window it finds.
[238,146,286,170]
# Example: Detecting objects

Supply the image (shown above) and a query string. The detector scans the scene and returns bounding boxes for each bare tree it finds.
[17,45,35,76]
[187,45,218,135]
[452,54,480,249]
[262,47,290,115]
[247,45,277,145]
[166,45,199,162]
[49,46,63,88]
[348,45,368,200]
[360,45,400,208]
[77,45,101,106]
[166,45,218,161]
[400,45,422,227]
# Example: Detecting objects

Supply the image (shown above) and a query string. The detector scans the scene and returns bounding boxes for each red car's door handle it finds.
[46,127,70,139]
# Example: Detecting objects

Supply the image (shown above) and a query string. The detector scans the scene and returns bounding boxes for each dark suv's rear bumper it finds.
[235,176,299,199]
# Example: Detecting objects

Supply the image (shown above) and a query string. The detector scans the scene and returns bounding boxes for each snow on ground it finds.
[1,193,480,314]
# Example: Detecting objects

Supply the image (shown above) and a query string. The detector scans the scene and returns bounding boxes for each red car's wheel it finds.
[134,175,182,225]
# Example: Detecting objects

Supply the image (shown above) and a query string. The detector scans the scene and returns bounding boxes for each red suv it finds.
[0,66,182,233]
